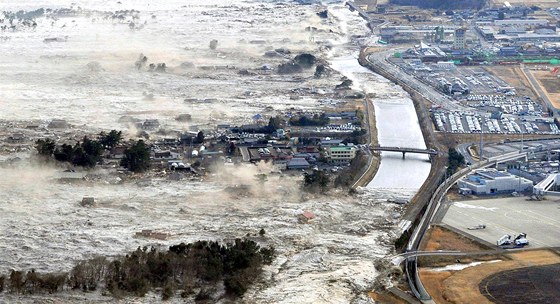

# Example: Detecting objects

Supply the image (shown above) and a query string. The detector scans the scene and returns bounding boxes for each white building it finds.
[494,19,548,27]
[453,28,467,50]
[457,169,532,195]
[326,146,357,163]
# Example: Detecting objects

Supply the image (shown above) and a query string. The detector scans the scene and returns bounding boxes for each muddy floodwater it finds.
[0,1,414,303]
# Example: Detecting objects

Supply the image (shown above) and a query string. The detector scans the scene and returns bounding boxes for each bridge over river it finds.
[370,145,439,159]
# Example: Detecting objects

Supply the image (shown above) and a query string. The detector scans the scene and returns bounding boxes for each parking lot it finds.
[435,67,509,95]
[439,197,560,248]
[432,110,560,134]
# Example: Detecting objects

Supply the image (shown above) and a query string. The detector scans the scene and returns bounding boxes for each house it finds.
[320,138,344,147]
[298,211,316,223]
[287,158,310,170]
[109,146,127,159]
[48,119,69,129]
[152,150,181,160]
[55,171,88,182]
[142,119,160,130]
[7,133,24,143]
[81,197,95,207]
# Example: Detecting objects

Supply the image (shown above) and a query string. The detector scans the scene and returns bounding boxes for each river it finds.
[328,6,431,200]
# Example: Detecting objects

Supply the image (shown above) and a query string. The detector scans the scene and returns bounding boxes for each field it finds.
[531,70,560,109]
[480,263,560,304]
[421,225,489,252]
[420,249,560,304]
[484,66,539,101]
[490,0,560,8]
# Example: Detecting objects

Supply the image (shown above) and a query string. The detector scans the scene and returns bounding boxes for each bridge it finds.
[370,146,439,159]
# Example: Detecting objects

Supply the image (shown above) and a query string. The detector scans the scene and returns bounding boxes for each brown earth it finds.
[421,225,488,252]
[484,65,539,100]
[531,70,560,109]
[420,249,560,304]
[368,291,407,304]
[490,0,560,8]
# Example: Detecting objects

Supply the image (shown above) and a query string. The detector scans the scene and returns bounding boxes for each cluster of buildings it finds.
[113,111,365,173]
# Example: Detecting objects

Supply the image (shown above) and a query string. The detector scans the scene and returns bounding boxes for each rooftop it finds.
[329,146,355,152]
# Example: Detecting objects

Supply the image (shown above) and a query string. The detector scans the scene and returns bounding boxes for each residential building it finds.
[287,158,310,170]
[326,146,357,163]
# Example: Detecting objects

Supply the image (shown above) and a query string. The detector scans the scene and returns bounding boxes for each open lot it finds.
[531,70,560,109]
[480,263,560,304]
[440,196,560,248]
[490,0,560,9]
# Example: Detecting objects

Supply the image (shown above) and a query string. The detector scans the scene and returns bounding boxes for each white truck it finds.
[497,233,529,248]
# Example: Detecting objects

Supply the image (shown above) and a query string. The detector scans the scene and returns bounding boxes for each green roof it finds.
[330,146,355,151]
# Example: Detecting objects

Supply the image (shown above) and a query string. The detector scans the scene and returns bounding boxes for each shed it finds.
[81,197,95,207]
[48,119,69,129]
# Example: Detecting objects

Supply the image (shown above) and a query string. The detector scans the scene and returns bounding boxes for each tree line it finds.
[35,130,151,172]
[0,238,274,301]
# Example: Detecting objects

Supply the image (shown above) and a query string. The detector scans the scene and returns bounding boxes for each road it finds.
[521,67,558,118]
[366,50,473,113]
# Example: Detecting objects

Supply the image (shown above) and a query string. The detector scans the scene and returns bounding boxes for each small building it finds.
[298,211,316,223]
[109,146,127,159]
[7,133,24,143]
[48,119,69,129]
[152,150,181,161]
[457,169,533,195]
[326,146,357,163]
[287,158,310,170]
[81,197,95,207]
[55,171,88,182]
[320,138,344,147]
[135,229,169,240]
[142,119,160,130]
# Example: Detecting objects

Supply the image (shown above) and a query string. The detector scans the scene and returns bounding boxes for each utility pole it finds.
[479,128,483,162]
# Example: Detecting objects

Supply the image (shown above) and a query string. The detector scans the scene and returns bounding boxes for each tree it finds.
[54,144,74,162]
[99,130,122,149]
[303,170,330,193]
[9,270,25,294]
[73,137,103,167]
[195,131,205,144]
[267,116,283,131]
[35,138,56,156]
[498,11,505,20]
[447,147,465,175]
[121,140,151,172]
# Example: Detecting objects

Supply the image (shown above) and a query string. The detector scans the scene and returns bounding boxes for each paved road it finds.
[522,67,558,118]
